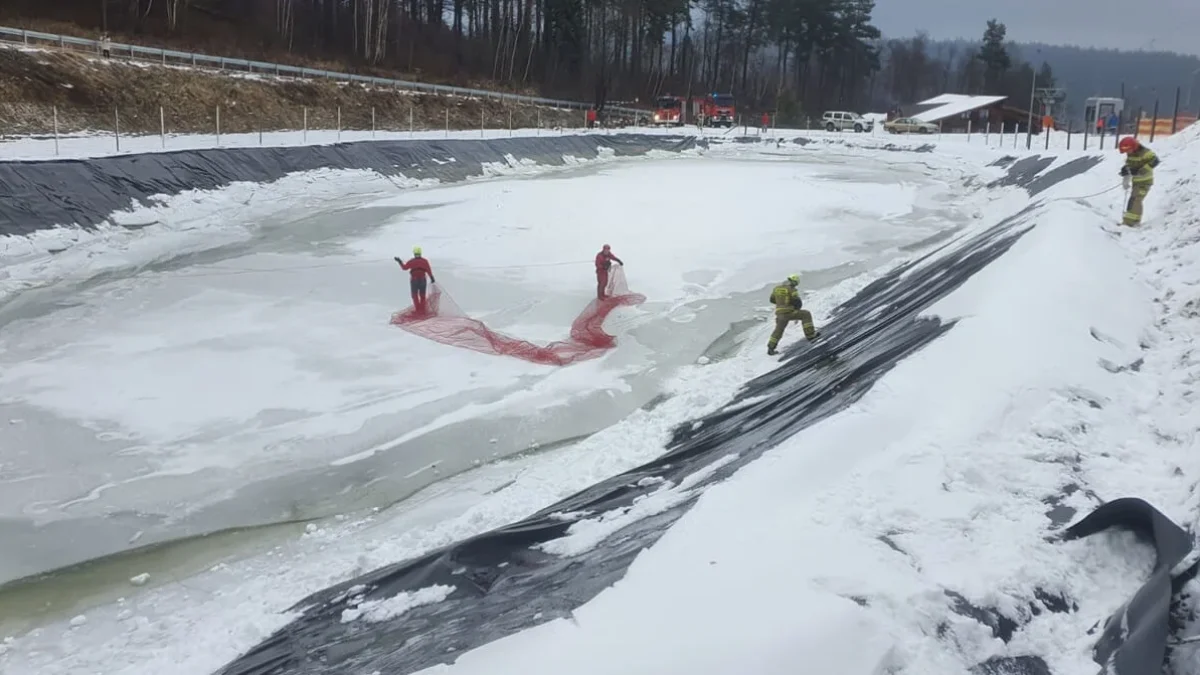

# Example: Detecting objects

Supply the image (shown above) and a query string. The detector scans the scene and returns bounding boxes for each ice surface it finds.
[0,146,967,586]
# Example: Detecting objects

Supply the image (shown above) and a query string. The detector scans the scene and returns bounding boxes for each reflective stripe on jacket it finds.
[770,284,801,315]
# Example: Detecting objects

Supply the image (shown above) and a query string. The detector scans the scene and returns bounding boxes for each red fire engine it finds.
[698,93,736,127]
[653,96,684,126]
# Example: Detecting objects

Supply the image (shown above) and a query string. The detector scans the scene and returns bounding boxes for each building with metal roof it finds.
[914,95,1008,123]
[906,93,1041,134]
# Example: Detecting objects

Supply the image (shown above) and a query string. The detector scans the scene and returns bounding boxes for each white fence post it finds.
[160,105,165,148]
[409,106,414,137]
[537,108,541,135]
[337,105,341,142]
[967,119,972,143]
[371,107,376,139]
[481,108,485,138]
[444,108,449,138]
[509,109,513,136]
[114,106,121,152]
[986,121,991,145]
[216,105,221,146]
[303,106,308,143]
[53,105,59,156]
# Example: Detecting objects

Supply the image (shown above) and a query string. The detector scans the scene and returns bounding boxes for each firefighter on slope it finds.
[1118,136,1160,227]
[767,274,819,356]
[395,246,436,314]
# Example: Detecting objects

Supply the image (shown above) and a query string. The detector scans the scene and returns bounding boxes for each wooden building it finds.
[911,94,1044,134]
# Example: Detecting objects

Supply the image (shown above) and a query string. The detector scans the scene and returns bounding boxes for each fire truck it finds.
[652,96,685,126]
[698,93,736,127]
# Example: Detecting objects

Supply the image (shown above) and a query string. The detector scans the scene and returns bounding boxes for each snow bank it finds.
[0,126,653,162]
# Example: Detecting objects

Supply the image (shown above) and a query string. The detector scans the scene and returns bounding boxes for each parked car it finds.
[822,111,873,133]
[883,117,939,134]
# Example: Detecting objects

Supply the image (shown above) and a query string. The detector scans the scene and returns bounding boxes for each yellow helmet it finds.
[787,274,800,285]
[412,246,422,256]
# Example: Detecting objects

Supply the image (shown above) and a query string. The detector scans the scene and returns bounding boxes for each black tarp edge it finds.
[0,134,699,237]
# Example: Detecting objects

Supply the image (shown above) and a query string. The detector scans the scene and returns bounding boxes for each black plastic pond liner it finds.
[215,191,1053,675]
[0,134,697,237]
[1064,498,1195,675]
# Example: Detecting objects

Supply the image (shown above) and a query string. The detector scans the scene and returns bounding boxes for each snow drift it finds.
[213,149,1200,675]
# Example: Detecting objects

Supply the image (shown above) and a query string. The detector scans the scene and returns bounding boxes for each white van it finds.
[822,111,873,133]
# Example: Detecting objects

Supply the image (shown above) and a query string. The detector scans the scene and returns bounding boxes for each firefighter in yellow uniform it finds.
[1118,136,1160,227]
[767,274,819,356]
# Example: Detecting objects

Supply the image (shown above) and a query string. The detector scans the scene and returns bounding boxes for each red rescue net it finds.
[390,266,647,366]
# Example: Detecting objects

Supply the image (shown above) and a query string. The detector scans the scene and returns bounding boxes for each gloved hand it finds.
[1122,175,1132,190]
[394,256,403,264]
[1119,166,1130,177]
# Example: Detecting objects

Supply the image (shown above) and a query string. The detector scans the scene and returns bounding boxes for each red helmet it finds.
[1118,136,1139,153]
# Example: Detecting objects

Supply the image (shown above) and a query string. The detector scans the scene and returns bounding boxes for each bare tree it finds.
[166,0,189,32]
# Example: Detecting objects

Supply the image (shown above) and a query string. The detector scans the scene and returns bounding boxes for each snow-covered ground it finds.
[4,120,1196,675]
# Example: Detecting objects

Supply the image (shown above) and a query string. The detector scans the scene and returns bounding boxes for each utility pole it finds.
[1026,73,1036,149]
[101,0,108,32]
[1025,48,1042,150]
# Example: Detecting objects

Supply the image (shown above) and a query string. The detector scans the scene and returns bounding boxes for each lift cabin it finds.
[1085,97,1124,133]
[653,96,684,126]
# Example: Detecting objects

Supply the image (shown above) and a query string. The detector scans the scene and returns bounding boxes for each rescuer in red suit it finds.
[394,246,436,314]
[595,244,624,300]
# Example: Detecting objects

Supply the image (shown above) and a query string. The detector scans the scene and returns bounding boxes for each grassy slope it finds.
[0,46,596,137]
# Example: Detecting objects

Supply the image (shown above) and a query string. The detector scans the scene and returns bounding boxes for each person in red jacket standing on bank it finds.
[394,246,437,314]
[595,244,624,300]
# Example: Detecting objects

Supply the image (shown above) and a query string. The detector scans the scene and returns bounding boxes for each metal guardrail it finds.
[0,25,648,117]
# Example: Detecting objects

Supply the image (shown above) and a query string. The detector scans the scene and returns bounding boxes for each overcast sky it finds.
[871,0,1200,57]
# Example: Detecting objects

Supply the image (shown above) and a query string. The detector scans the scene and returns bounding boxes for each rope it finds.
[1043,183,1124,203]
[10,256,598,282]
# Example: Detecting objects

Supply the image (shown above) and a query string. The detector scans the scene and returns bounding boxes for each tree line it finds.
[28,1,1136,120]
